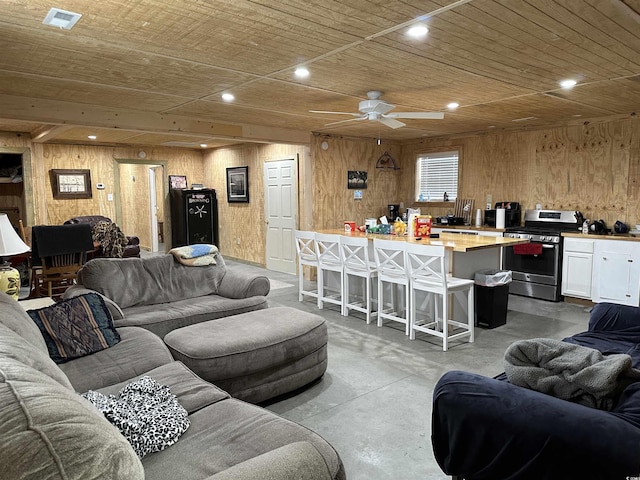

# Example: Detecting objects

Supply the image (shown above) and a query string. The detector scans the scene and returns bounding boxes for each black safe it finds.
[170,189,219,248]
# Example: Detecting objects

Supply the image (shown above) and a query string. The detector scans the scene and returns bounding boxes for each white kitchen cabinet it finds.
[592,240,640,306]
[561,238,594,299]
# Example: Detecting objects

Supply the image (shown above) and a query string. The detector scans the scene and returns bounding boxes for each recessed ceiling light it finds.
[447,102,459,110]
[87,135,97,140]
[221,93,234,102]
[407,23,429,39]
[560,79,577,89]
[294,67,310,79]
[200,144,207,148]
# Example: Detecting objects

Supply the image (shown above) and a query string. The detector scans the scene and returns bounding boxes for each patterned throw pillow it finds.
[27,293,121,363]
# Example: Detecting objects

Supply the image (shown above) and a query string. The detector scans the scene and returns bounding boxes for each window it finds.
[415,151,459,202]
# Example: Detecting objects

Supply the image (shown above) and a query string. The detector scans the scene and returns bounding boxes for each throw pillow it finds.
[27,293,121,363]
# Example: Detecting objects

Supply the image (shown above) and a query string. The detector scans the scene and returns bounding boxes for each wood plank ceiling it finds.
[0,0,638,148]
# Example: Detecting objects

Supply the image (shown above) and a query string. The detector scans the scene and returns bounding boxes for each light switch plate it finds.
[107,193,113,201]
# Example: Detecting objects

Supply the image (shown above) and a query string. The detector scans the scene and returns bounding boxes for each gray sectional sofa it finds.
[64,253,270,338]
[0,292,345,479]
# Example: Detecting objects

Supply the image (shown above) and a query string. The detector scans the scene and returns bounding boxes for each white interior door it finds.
[264,158,297,274]
[148,167,159,252]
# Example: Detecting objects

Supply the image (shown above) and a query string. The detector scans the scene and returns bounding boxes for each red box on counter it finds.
[413,215,432,238]
[344,221,356,233]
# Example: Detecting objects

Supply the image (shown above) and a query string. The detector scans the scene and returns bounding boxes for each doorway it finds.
[114,159,167,253]
[264,158,297,274]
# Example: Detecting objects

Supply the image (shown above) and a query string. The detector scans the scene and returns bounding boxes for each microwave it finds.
[484,202,521,228]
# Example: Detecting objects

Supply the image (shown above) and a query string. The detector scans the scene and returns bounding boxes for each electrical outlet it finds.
[236,237,241,245]
[107,193,113,202]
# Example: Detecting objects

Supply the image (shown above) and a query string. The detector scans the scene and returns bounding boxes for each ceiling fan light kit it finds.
[310,91,444,129]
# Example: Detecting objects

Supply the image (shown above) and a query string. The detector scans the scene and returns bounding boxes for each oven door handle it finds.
[541,244,556,249]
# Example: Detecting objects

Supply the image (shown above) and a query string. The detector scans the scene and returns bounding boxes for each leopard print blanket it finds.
[82,376,190,457]
[92,220,127,258]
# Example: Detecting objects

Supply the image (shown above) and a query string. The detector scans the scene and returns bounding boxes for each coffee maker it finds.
[388,204,400,221]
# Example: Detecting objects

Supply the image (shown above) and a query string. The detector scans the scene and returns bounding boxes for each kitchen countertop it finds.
[318,230,528,253]
[430,225,506,233]
[562,232,640,242]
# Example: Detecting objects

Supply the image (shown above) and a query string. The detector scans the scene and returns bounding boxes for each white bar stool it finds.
[373,238,410,335]
[294,230,319,303]
[405,242,475,351]
[315,232,344,313]
[340,235,378,323]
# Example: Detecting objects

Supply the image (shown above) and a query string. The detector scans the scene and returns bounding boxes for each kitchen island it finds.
[315,230,528,323]
[318,230,528,278]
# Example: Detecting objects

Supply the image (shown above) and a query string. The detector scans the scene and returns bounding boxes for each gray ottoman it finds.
[164,307,328,404]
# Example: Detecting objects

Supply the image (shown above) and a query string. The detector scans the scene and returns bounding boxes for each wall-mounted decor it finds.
[168,175,187,190]
[226,166,249,203]
[50,169,92,199]
[376,152,399,170]
[348,171,367,189]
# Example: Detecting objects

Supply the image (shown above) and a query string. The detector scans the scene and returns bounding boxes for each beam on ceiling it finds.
[0,94,311,145]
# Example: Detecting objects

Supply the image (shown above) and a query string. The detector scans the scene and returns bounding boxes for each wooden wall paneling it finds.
[627,120,640,225]
[204,142,309,266]
[311,136,404,230]
[118,163,152,248]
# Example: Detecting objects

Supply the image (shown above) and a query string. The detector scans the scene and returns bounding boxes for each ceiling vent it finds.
[43,8,82,30]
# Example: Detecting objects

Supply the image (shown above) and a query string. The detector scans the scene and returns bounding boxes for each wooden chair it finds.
[405,242,474,351]
[30,224,93,300]
[314,232,344,313]
[373,239,410,335]
[340,235,378,324]
[294,230,319,304]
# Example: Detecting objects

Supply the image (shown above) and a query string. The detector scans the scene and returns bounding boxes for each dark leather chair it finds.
[64,215,140,258]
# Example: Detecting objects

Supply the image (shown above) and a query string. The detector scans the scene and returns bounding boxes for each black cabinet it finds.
[170,189,219,248]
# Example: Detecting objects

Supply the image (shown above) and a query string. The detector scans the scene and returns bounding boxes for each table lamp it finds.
[0,213,30,300]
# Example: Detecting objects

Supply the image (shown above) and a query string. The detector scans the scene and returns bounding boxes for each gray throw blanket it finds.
[504,338,640,410]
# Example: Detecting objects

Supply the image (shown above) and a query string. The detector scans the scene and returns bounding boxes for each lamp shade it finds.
[0,214,29,257]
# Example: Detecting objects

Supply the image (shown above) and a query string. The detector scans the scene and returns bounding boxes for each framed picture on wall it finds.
[226,166,249,203]
[168,175,187,190]
[50,169,92,199]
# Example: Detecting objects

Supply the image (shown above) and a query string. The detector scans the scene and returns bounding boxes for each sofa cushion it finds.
[27,293,120,364]
[0,356,144,479]
[114,294,269,338]
[59,326,174,392]
[97,361,230,415]
[76,254,228,309]
[0,291,49,353]
[141,398,343,480]
[0,322,73,389]
[209,442,332,480]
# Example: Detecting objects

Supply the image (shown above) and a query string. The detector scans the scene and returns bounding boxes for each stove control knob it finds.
[541,236,548,241]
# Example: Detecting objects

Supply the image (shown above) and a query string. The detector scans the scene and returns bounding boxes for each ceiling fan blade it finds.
[371,101,395,115]
[385,111,445,119]
[378,117,405,129]
[309,110,361,117]
[325,116,367,127]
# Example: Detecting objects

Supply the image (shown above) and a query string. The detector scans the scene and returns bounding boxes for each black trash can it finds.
[474,269,512,329]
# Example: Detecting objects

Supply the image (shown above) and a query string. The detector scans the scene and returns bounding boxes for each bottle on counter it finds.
[582,220,589,234]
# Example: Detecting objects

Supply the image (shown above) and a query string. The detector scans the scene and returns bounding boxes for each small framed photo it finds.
[348,170,367,189]
[169,175,188,190]
[226,166,249,203]
[50,169,92,199]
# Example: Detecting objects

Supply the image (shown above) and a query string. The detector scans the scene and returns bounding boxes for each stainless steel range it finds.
[503,210,581,301]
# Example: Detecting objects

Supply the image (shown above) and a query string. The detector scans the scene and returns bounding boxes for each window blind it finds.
[416,151,458,201]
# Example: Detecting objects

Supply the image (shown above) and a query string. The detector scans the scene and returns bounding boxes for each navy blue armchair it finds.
[432,303,640,480]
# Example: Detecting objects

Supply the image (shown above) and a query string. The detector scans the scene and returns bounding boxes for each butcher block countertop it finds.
[317,230,528,253]
[562,232,640,243]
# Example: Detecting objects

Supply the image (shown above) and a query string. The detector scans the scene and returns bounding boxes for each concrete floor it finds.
[225,259,593,480]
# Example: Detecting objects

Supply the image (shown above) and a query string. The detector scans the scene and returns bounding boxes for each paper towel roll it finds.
[475,209,482,227]
[496,208,506,229]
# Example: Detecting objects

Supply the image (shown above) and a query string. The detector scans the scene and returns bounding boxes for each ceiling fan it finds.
[310,91,444,129]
